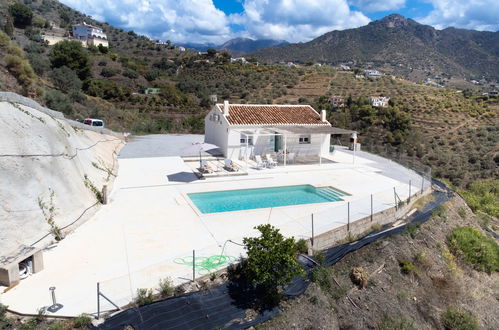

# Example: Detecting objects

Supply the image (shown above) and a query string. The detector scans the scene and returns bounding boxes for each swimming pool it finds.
[188,184,347,214]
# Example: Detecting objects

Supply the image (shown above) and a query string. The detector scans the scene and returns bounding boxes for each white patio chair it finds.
[200,160,213,173]
[265,154,277,168]
[255,155,266,170]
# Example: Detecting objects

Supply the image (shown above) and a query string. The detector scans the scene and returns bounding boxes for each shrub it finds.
[350,267,369,288]
[100,67,120,77]
[9,3,33,28]
[135,288,154,306]
[461,179,498,217]
[73,313,92,328]
[144,68,160,81]
[50,66,82,92]
[27,53,51,76]
[49,40,91,80]
[441,307,478,330]
[447,226,498,273]
[158,277,174,297]
[403,222,420,239]
[123,69,139,79]
[242,224,304,291]
[85,80,125,100]
[5,54,35,87]
[311,265,346,300]
[378,314,416,330]
[44,89,73,115]
[294,238,308,254]
[399,260,418,275]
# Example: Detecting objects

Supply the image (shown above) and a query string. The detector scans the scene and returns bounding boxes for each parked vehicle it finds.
[83,118,105,128]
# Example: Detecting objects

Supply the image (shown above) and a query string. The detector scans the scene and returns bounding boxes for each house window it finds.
[240,135,253,145]
[299,135,311,144]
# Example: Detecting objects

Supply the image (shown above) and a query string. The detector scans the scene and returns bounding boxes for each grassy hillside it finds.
[260,196,499,329]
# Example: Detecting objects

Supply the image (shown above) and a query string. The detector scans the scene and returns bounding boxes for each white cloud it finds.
[59,0,233,43]
[235,0,370,42]
[417,0,499,31]
[348,0,406,12]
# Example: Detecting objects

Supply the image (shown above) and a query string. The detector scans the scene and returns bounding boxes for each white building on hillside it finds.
[368,96,390,107]
[72,22,108,47]
[364,69,382,78]
[204,101,354,162]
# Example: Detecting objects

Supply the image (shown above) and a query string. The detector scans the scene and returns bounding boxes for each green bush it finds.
[49,40,91,80]
[311,265,346,300]
[447,226,498,273]
[123,68,139,79]
[144,68,160,81]
[44,89,73,115]
[441,307,478,330]
[85,80,125,100]
[294,238,308,254]
[378,314,416,330]
[27,53,51,76]
[73,313,92,328]
[158,277,174,297]
[9,3,33,28]
[403,222,420,239]
[461,179,498,217]
[399,260,419,275]
[242,224,305,290]
[100,67,120,77]
[135,288,154,306]
[5,54,35,87]
[50,66,82,92]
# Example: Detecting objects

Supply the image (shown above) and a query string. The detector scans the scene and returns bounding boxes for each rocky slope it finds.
[0,94,124,254]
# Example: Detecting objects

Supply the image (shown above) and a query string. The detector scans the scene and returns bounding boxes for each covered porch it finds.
[233,126,356,169]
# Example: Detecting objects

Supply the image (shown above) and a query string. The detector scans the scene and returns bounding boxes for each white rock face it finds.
[0,101,124,254]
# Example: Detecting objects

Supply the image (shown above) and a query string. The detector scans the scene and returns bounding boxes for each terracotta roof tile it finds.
[216,104,329,126]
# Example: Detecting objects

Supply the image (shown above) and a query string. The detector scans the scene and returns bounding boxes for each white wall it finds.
[204,107,229,155]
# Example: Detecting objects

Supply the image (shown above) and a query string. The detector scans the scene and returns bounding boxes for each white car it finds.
[83,118,105,128]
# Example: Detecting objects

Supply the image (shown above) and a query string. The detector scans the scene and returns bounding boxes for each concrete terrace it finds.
[0,135,428,317]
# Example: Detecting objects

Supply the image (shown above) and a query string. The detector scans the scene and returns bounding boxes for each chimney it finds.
[223,100,229,116]
[320,109,327,122]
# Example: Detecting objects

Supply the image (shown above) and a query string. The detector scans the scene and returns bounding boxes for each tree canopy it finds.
[242,224,304,289]
[49,41,91,80]
[9,3,33,28]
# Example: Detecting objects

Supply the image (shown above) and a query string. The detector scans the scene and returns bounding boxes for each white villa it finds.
[72,22,108,47]
[369,96,390,107]
[205,101,354,164]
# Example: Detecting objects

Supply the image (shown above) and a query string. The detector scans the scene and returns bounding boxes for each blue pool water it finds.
[188,185,347,214]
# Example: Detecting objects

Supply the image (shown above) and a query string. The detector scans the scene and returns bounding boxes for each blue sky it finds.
[60,0,499,44]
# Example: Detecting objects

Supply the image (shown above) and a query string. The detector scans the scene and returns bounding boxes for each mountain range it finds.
[250,14,499,81]
[182,37,289,56]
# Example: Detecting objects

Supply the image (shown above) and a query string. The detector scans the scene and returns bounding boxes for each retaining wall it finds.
[311,186,433,251]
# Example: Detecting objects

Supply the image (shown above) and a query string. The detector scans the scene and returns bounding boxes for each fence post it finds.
[409,180,411,202]
[192,250,195,281]
[394,187,397,210]
[347,202,350,231]
[421,176,424,194]
[102,185,108,204]
[311,214,314,248]
[370,194,373,222]
[97,282,100,319]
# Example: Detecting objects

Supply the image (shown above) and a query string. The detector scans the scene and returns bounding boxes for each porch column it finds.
[284,134,287,167]
[245,135,249,171]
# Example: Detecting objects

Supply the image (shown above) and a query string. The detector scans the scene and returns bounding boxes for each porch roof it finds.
[269,126,356,135]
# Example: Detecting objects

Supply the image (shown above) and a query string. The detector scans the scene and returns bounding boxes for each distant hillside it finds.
[251,14,499,82]
[183,37,289,56]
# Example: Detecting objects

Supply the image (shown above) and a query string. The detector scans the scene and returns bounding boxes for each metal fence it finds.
[94,165,431,317]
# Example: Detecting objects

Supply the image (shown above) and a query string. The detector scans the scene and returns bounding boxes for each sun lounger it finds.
[224,159,240,172]
[199,160,214,173]
[265,154,277,168]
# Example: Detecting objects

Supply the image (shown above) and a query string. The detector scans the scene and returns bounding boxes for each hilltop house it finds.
[364,69,382,78]
[369,96,390,107]
[330,96,345,108]
[72,22,108,47]
[139,88,161,95]
[204,101,354,162]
